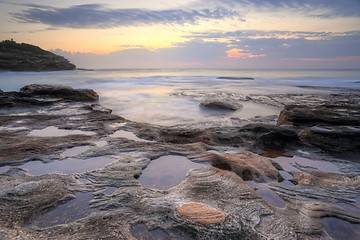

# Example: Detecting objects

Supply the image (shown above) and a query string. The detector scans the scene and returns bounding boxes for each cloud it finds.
[226,48,265,58]
[232,32,360,60]
[212,0,360,17]
[188,30,359,41]
[52,40,229,68]
[52,32,360,69]
[11,4,240,28]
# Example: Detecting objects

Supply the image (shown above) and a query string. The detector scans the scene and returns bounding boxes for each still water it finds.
[138,155,205,190]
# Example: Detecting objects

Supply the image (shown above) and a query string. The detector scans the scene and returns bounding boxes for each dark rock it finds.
[20,84,99,101]
[0,40,76,71]
[158,127,212,144]
[85,104,112,113]
[200,98,242,111]
[217,77,254,80]
[298,126,360,154]
[277,104,360,126]
[210,124,300,150]
[0,91,60,108]
[276,103,360,154]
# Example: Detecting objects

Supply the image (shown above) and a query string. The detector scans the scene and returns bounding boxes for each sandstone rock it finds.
[20,84,99,101]
[0,174,67,227]
[169,167,298,239]
[200,98,242,110]
[210,150,283,182]
[177,203,226,224]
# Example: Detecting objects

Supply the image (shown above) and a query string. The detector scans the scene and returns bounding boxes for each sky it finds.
[0,0,360,69]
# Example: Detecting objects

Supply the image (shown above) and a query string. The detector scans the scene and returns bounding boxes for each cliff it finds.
[0,40,76,71]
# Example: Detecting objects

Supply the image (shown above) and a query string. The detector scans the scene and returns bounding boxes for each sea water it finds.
[0,68,359,126]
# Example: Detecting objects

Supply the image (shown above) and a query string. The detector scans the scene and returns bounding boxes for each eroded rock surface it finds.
[0,86,359,239]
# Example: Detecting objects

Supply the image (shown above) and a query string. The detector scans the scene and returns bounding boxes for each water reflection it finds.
[35,192,94,228]
[21,156,116,175]
[105,187,117,195]
[246,181,287,208]
[95,140,107,146]
[29,126,95,137]
[138,155,205,190]
[272,156,342,174]
[322,217,360,240]
[109,130,151,142]
[62,146,90,157]
[0,166,11,174]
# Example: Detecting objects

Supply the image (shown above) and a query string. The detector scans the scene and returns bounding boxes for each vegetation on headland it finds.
[0,39,76,71]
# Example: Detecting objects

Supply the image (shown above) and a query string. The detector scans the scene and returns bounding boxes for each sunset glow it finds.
[0,0,359,68]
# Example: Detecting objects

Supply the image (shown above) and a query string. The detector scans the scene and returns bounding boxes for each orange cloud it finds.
[226,48,265,58]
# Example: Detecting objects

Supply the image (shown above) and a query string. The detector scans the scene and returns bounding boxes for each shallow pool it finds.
[138,155,205,190]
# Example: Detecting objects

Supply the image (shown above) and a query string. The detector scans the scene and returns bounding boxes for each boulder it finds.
[20,84,99,101]
[200,98,242,111]
[277,104,360,126]
[298,126,360,154]
[210,150,283,182]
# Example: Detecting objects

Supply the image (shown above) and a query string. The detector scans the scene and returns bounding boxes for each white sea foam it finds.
[1,68,359,126]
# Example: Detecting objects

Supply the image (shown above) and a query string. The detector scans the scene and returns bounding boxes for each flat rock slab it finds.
[20,84,99,101]
[177,203,226,224]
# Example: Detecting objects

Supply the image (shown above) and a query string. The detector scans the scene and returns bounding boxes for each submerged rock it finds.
[217,77,254,80]
[200,98,242,111]
[20,84,99,101]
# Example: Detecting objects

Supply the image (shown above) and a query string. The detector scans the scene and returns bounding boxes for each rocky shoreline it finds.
[0,84,359,239]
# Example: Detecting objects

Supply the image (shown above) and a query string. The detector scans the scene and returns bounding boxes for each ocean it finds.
[1,68,359,126]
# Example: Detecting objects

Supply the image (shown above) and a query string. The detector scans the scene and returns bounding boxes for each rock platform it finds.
[0,84,359,239]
